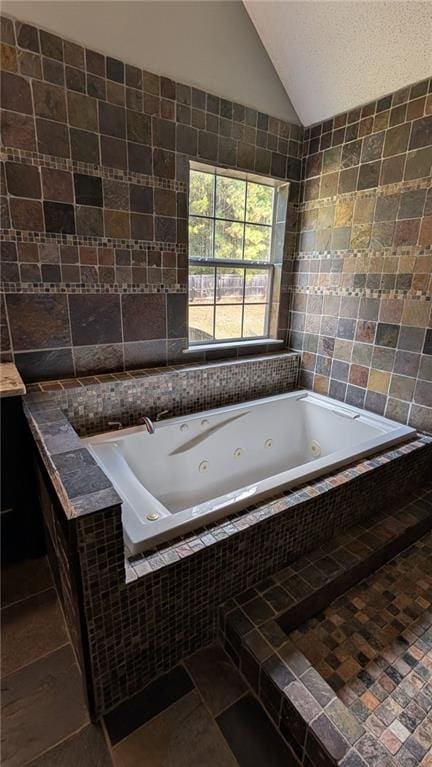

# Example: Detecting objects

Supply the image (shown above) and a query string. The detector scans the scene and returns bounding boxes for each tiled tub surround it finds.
[291,77,432,433]
[220,487,432,766]
[0,13,302,380]
[24,343,432,719]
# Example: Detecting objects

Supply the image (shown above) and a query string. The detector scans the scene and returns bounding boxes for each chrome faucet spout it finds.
[141,415,155,434]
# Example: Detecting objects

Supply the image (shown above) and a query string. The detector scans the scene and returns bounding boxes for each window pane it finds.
[216,267,244,304]
[189,305,214,342]
[214,220,243,260]
[189,216,213,258]
[215,305,242,340]
[216,175,246,221]
[189,265,215,304]
[244,224,271,262]
[189,170,214,217]
[243,304,267,338]
[245,269,271,303]
[246,182,273,225]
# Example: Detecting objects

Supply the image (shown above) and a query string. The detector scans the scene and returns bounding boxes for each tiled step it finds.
[219,486,432,767]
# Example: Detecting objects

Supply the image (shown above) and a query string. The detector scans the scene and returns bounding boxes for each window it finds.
[188,165,281,345]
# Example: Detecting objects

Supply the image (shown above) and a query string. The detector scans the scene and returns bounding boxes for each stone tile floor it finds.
[289,532,432,765]
[0,555,299,766]
[1,555,112,767]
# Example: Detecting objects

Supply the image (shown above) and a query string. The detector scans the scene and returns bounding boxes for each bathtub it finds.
[83,390,416,554]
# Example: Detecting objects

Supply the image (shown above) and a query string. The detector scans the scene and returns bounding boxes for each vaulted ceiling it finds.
[244,0,432,126]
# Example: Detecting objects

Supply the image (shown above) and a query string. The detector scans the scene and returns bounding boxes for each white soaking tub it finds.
[83,390,416,554]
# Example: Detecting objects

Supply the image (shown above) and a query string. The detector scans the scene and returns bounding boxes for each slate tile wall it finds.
[290,78,432,432]
[0,14,303,381]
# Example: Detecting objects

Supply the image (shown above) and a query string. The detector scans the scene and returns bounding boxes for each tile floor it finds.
[1,556,112,767]
[105,644,300,766]
[289,532,432,765]
[1,555,299,766]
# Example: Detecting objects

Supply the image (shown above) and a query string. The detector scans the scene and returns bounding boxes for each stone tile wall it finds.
[0,14,302,381]
[289,78,432,432]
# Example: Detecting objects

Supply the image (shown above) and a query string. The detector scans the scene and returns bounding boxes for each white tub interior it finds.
[83,390,416,553]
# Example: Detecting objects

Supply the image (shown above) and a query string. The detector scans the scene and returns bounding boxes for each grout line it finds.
[1,583,53,610]
[20,722,96,767]
[1,641,71,680]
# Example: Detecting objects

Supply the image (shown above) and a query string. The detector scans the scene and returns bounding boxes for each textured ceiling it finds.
[244,1,432,126]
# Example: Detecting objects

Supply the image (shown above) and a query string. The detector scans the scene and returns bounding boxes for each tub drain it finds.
[310,440,321,457]
[199,460,209,473]
[146,512,159,521]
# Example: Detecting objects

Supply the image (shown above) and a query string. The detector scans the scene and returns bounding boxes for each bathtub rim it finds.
[83,390,417,554]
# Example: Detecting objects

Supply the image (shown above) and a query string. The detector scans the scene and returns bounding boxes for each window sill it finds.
[183,339,285,354]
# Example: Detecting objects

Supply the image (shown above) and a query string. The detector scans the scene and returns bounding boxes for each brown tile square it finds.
[380,154,405,185]
[76,206,104,237]
[128,142,152,174]
[70,127,100,164]
[41,167,73,203]
[1,42,17,72]
[130,213,153,240]
[64,40,84,69]
[67,90,97,131]
[85,48,105,76]
[6,162,40,198]
[10,197,44,231]
[69,294,121,345]
[103,179,129,210]
[36,118,70,158]
[6,293,70,350]
[127,110,152,144]
[16,22,39,52]
[394,219,420,246]
[101,135,127,170]
[122,293,166,341]
[104,209,130,238]
[383,123,411,157]
[409,116,432,149]
[99,101,126,138]
[1,71,32,114]
[32,80,66,122]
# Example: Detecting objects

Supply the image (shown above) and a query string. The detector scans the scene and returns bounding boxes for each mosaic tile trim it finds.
[289,286,431,300]
[299,176,432,211]
[220,488,432,766]
[295,245,431,259]
[0,147,187,191]
[1,231,185,250]
[289,534,432,764]
[25,352,300,437]
[0,283,186,294]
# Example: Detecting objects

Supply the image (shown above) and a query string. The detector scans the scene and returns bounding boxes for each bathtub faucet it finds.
[140,415,155,434]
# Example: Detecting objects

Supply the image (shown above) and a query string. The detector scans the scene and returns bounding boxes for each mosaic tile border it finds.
[220,487,432,766]
[0,146,187,191]
[299,176,432,211]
